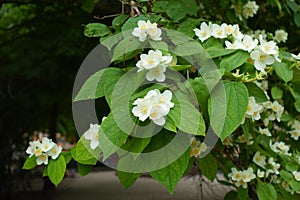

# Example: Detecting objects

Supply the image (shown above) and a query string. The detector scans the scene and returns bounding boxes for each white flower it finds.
[245,96,263,121]
[146,65,167,82]
[253,151,266,167]
[282,181,294,195]
[268,157,280,175]
[288,130,300,140]
[132,20,148,42]
[259,36,278,55]
[258,127,271,136]
[270,141,291,156]
[271,101,284,121]
[211,24,227,39]
[229,168,242,181]
[242,1,259,19]
[232,24,244,40]
[250,49,275,73]
[274,29,288,43]
[257,169,265,178]
[229,167,255,189]
[240,35,258,52]
[136,50,172,82]
[293,171,300,181]
[241,167,256,183]
[223,23,234,35]
[132,89,174,126]
[26,141,41,157]
[36,153,48,165]
[147,21,162,41]
[194,22,212,42]
[138,50,162,70]
[132,20,162,42]
[292,53,300,60]
[47,144,62,160]
[225,40,243,50]
[84,124,100,150]
[41,137,55,152]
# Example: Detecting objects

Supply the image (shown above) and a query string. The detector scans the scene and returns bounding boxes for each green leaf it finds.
[273,62,293,82]
[152,1,168,13]
[286,162,299,172]
[287,1,299,13]
[74,68,124,102]
[117,171,142,189]
[179,0,198,16]
[280,170,293,181]
[48,155,66,186]
[289,179,300,191]
[198,153,218,182]
[168,90,206,135]
[112,36,143,62]
[220,50,249,72]
[173,41,203,56]
[43,166,48,177]
[121,136,151,154]
[22,156,37,170]
[206,45,236,58]
[81,0,95,13]
[149,40,168,51]
[294,12,300,27]
[238,187,249,200]
[77,163,93,176]
[245,82,268,103]
[121,15,149,32]
[61,151,72,165]
[71,139,99,165]
[209,81,248,141]
[170,65,191,71]
[84,23,110,38]
[150,149,190,194]
[257,181,277,200]
[271,86,283,99]
[166,0,186,21]
[112,14,129,30]
[99,114,129,160]
[224,190,238,200]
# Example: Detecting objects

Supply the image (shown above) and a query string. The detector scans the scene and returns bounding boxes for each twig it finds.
[93,13,121,20]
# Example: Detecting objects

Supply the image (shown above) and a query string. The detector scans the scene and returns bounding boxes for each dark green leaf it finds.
[289,179,300,191]
[245,82,268,103]
[224,190,238,200]
[112,36,143,61]
[294,12,300,27]
[238,187,249,200]
[271,86,283,99]
[61,151,72,165]
[117,171,142,189]
[166,1,186,21]
[150,149,190,194]
[173,41,203,56]
[149,40,169,51]
[48,155,66,186]
[78,163,93,176]
[112,14,129,30]
[43,166,48,177]
[199,153,218,182]
[81,0,95,13]
[220,50,249,72]
[179,0,198,16]
[121,16,149,32]
[206,46,236,58]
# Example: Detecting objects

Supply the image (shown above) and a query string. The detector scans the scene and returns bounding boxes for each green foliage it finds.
[22,156,37,170]
[48,155,66,186]
[84,23,110,37]
[220,50,249,72]
[117,171,142,189]
[273,62,293,83]
[78,163,93,176]
[256,181,277,200]
[150,149,190,194]
[198,153,218,182]
[245,82,268,103]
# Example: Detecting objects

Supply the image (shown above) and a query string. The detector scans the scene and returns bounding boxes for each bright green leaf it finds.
[206,46,236,58]
[112,14,129,30]
[289,179,300,191]
[257,181,277,200]
[48,155,66,186]
[280,170,293,181]
[273,62,293,82]
[271,86,283,99]
[22,156,37,170]
[84,23,110,38]
[121,15,149,32]
[112,36,144,61]
[43,166,48,177]
[61,151,72,165]
[149,40,168,51]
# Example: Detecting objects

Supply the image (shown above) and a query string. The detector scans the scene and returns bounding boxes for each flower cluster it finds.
[132,89,174,126]
[194,22,280,73]
[274,29,288,43]
[84,123,100,150]
[136,50,173,82]
[189,137,207,157]
[287,119,300,140]
[242,1,259,19]
[244,96,263,121]
[228,167,256,188]
[270,141,291,156]
[26,137,62,165]
[132,20,162,42]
